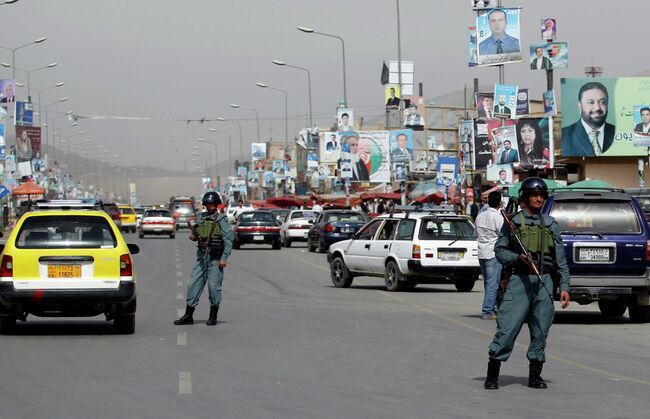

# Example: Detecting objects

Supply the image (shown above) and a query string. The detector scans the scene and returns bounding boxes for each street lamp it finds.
[26,81,64,126]
[2,62,58,102]
[44,97,69,160]
[272,59,313,127]
[208,128,232,177]
[216,117,243,163]
[256,82,288,145]
[1,1,20,6]
[298,26,347,107]
[197,137,219,183]
[192,145,212,171]
[229,103,261,145]
[0,36,47,79]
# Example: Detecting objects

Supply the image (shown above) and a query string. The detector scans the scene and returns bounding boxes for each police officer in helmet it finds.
[174,191,234,326]
[484,177,571,390]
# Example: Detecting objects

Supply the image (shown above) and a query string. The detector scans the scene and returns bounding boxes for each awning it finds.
[11,181,46,196]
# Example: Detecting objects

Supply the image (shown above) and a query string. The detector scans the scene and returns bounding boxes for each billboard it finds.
[529,42,568,70]
[541,18,557,41]
[486,163,513,185]
[337,108,354,132]
[15,126,41,162]
[403,96,425,128]
[0,79,15,103]
[15,101,33,126]
[247,170,260,187]
[436,156,459,185]
[474,118,516,169]
[493,125,518,164]
[389,129,413,163]
[475,92,494,119]
[271,159,285,178]
[251,143,266,160]
[459,120,474,167]
[320,131,340,163]
[339,131,390,183]
[493,84,518,119]
[385,85,401,109]
[476,8,522,67]
[561,78,649,157]
[515,117,553,169]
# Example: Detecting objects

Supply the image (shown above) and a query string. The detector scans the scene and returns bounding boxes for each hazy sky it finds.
[2,0,646,177]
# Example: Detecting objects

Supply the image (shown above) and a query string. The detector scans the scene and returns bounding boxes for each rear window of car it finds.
[239,212,276,223]
[418,218,475,240]
[170,202,195,213]
[119,207,135,215]
[291,211,318,220]
[16,215,117,249]
[144,210,172,218]
[325,212,365,222]
[550,201,641,234]
[633,196,650,213]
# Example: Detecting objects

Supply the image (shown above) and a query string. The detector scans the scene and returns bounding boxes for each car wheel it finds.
[628,299,650,323]
[272,240,281,250]
[170,233,175,239]
[114,315,135,334]
[598,300,627,317]
[233,241,240,250]
[0,314,16,335]
[284,236,291,248]
[384,260,405,292]
[454,278,476,292]
[317,239,327,253]
[331,257,353,288]
[307,237,316,252]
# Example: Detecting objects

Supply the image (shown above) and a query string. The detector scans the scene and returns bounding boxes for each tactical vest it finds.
[512,213,555,254]
[196,213,225,250]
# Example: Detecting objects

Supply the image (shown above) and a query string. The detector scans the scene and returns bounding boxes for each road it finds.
[1,231,649,419]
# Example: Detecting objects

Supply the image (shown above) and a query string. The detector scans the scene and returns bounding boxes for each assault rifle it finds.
[188,222,207,252]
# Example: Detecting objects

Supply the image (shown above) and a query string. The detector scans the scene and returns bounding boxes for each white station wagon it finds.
[327,206,480,292]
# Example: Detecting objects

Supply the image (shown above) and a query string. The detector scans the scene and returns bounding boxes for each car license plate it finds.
[578,248,611,262]
[154,228,162,232]
[341,227,353,233]
[438,251,463,261]
[253,235,264,241]
[48,264,81,278]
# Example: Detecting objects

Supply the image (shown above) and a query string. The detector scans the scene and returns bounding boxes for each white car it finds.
[226,204,254,223]
[327,206,480,292]
[138,208,175,239]
[279,210,320,247]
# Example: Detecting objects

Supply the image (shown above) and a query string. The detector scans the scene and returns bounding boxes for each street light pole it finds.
[3,62,59,103]
[208,128,232,177]
[256,82,288,145]
[33,81,64,126]
[216,118,243,163]
[230,103,261,147]
[298,26,347,107]
[44,97,69,161]
[0,37,47,80]
[198,137,219,185]
[272,59,313,127]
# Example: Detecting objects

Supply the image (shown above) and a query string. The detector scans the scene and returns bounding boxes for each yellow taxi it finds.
[0,200,139,334]
[118,204,137,233]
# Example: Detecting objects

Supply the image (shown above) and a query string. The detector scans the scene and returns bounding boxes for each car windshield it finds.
[291,211,318,220]
[120,207,135,214]
[550,201,641,234]
[171,202,195,214]
[325,212,365,222]
[239,212,276,223]
[16,215,117,249]
[419,218,475,240]
[145,210,172,218]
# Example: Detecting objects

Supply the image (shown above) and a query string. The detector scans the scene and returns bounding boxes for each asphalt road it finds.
[1,230,649,419]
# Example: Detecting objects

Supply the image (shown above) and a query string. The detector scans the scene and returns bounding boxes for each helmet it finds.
[519,177,548,200]
[202,191,222,205]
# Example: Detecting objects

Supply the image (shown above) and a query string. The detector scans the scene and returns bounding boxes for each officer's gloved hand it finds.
[189,234,198,242]
[516,254,536,272]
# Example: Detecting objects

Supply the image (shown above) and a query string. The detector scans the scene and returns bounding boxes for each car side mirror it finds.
[0,244,4,253]
[308,219,314,224]
[351,231,359,240]
[127,243,140,255]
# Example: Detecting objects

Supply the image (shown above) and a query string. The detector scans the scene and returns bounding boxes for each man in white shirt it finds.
[311,199,323,212]
[474,191,504,320]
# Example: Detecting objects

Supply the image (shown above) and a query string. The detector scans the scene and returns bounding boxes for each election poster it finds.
[320,131,340,163]
[340,131,390,183]
[403,96,425,129]
[515,88,529,117]
[561,77,649,157]
[337,107,354,132]
[436,156,459,185]
[307,148,318,169]
[15,101,33,126]
[529,42,568,70]
[514,117,553,169]
[385,85,401,110]
[493,125,519,165]
[251,143,266,160]
[476,8,522,67]
[271,159,285,178]
[247,170,260,187]
[459,120,474,168]
[340,159,353,179]
[543,89,557,116]
[493,84,518,119]
[389,129,414,163]
[475,92,494,119]
[393,162,407,181]
[15,126,41,162]
[633,105,650,137]
[486,163,513,185]
[541,18,557,41]
[468,25,477,67]
[472,0,497,8]
[263,171,274,187]
[236,166,247,178]
[0,79,15,103]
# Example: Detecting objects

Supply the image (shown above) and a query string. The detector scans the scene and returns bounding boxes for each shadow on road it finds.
[553,311,629,325]
[7,320,123,336]
[471,375,551,388]
[325,284,462,293]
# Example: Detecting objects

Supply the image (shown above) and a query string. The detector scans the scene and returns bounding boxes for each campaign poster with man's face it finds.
[393,162,407,181]
[476,8,522,67]
[467,26,477,67]
[389,129,414,163]
[340,131,390,183]
[262,171,274,187]
[486,163,513,184]
[543,89,557,116]
[15,101,33,126]
[272,159,285,178]
[15,126,41,162]
[493,84,518,119]
[320,131,340,163]
[337,107,354,133]
[561,77,649,157]
[340,159,353,179]
[633,105,650,141]
[541,18,557,41]
[514,117,553,169]
[475,92,495,119]
[0,79,15,103]
[251,142,266,160]
[493,125,519,165]
[307,148,318,168]
[237,166,247,178]
[403,96,425,129]
[385,85,401,109]
[4,154,15,172]
[529,43,568,70]
[472,0,497,8]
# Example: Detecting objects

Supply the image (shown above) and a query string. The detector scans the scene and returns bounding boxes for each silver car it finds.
[138,209,175,239]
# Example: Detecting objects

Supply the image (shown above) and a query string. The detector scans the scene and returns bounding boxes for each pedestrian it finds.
[470,198,480,221]
[377,199,385,214]
[474,191,504,320]
[484,177,570,390]
[174,192,234,326]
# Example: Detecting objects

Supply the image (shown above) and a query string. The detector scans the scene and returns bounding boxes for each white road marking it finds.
[177,272,182,277]
[178,371,192,394]
[177,281,183,286]
[177,332,187,346]
[176,293,183,300]
[177,308,185,317]
[176,264,182,269]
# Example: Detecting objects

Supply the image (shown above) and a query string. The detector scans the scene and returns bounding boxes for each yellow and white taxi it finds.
[0,200,139,334]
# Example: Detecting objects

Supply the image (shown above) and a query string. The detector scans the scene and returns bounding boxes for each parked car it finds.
[168,199,197,230]
[102,202,122,230]
[544,188,650,323]
[269,208,290,223]
[233,211,281,249]
[307,210,369,253]
[279,210,320,247]
[118,205,137,233]
[327,207,480,292]
[138,208,175,239]
[0,200,139,334]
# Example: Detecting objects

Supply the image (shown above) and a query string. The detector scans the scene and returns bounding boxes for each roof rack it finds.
[390,204,456,219]
[29,199,104,211]
[557,187,626,193]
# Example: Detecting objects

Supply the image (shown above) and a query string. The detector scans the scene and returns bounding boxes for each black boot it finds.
[484,359,501,390]
[528,361,547,389]
[206,304,219,326]
[174,306,195,325]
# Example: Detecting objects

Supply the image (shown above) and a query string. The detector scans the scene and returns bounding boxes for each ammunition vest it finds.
[196,213,224,249]
[512,213,555,254]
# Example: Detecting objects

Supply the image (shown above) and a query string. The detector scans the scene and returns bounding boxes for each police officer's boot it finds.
[174,306,195,325]
[206,304,219,326]
[484,359,501,390]
[528,361,547,389]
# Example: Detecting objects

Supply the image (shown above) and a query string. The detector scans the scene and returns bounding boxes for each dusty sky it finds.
[2,0,645,177]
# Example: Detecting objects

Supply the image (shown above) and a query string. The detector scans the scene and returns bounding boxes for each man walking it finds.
[474,191,504,320]
[174,192,234,326]
[484,177,570,390]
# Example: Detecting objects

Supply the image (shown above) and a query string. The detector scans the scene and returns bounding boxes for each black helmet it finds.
[519,177,548,200]
[202,192,222,205]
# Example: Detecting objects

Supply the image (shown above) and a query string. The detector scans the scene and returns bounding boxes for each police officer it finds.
[484,177,571,390]
[174,192,234,326]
